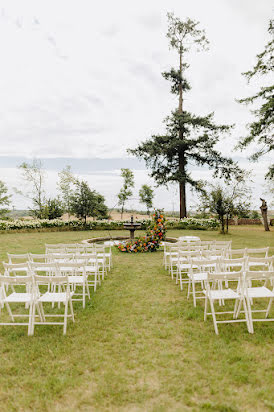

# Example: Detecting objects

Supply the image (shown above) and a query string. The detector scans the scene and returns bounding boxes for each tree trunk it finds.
[220,215,225,234]
[178,44,187,219]
[179,181,187,218]
[226,214,229,233]
[121,205,124,220]
[260,198,270,231]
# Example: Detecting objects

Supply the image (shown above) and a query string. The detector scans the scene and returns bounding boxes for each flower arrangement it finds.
[117,210,166,253]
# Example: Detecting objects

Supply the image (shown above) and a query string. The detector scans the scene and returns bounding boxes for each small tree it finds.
[71,181,108,225]
[139,185,154,216]
[57,165,78,217]
[117,168,134,219]
[18,159,46,218]
[41,198,64,220]
[201,174,251,234]
[0,180,11,218]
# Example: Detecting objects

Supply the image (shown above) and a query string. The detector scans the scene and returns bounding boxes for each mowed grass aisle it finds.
[0,228,273,411]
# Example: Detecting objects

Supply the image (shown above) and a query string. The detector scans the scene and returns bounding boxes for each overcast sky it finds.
[0,0,273,211]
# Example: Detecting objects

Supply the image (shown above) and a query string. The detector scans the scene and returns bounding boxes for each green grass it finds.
[0,227,273,411]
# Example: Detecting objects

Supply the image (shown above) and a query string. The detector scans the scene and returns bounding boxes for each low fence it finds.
[228,218,262,225]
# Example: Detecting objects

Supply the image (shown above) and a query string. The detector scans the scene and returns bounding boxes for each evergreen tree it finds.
[129,13,241,218]
[237,19,274,180]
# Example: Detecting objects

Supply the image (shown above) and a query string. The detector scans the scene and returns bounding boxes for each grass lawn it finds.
[0,226,273,411]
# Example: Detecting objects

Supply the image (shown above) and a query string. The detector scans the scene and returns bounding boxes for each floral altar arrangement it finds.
[117,210,166,253]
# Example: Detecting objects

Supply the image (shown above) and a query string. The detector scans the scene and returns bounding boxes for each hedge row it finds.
[0,217,219,232]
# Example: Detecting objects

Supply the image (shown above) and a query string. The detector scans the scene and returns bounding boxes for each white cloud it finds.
[0,0,272,211]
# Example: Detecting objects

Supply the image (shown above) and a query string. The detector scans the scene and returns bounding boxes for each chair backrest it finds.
[202,249,224,258]
[220,258,246,271]
[0,274,33,289]
[206,270,243,284]
[29,262,59,275]
[214,240,232,247]
[246,247,269,258]
[7,253,29,264]
[56,261,87,275]
[45,243,63,248]
[187,245,208,252]
[200,241,214,246]
[191,258,220,272]
[228,249,246,258]
[46,248,66,254]
[50,253,73,262]
[29,253,50,263]
[33,274,70,294]
[246,256,273,269]
[3,262,30,275]
[244,270,274,283]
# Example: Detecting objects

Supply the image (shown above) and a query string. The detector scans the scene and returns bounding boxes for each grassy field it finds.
[0,227,273,411]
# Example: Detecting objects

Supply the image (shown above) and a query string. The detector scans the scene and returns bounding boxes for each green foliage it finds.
[250,210,260,219]
[18,159,46,218]
[71,181,108,224]
[139,184,154,215]
[117,168,135,218]
[129,111,239,191]
[0,180,11,218]
[57,165,78,215]
[201,174,252,233]
[41,198,64,220]
[166,12,209,54]
[237,19,274,180]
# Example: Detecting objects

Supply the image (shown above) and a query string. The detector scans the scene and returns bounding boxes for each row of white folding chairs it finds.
[203,270,274,334]
[45,243,112,270]
[177,240,232,248]
[0,272,74,336]
[163,243,232,270]
[177,256,273,302]
[3,260,98,306]
[165,246,270,274]
[7,250,108,280]
[167,249,229,276]
[170,253,274,334]
[175,255,273,290]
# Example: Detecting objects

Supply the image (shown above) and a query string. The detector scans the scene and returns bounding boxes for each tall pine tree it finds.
[237,19,273,180]
[129,13,241,218]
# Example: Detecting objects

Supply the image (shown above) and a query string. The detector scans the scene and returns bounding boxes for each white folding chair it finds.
[204,271,250,335]
[73,254,99,292]
[0,274,35,335]
[57,262,90,308]
[241,270,274,333]
[163,243,178,271]
[94,244,108,275]
[32,274,75,335]
[176,250,200,290]
[187,258,220,307]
